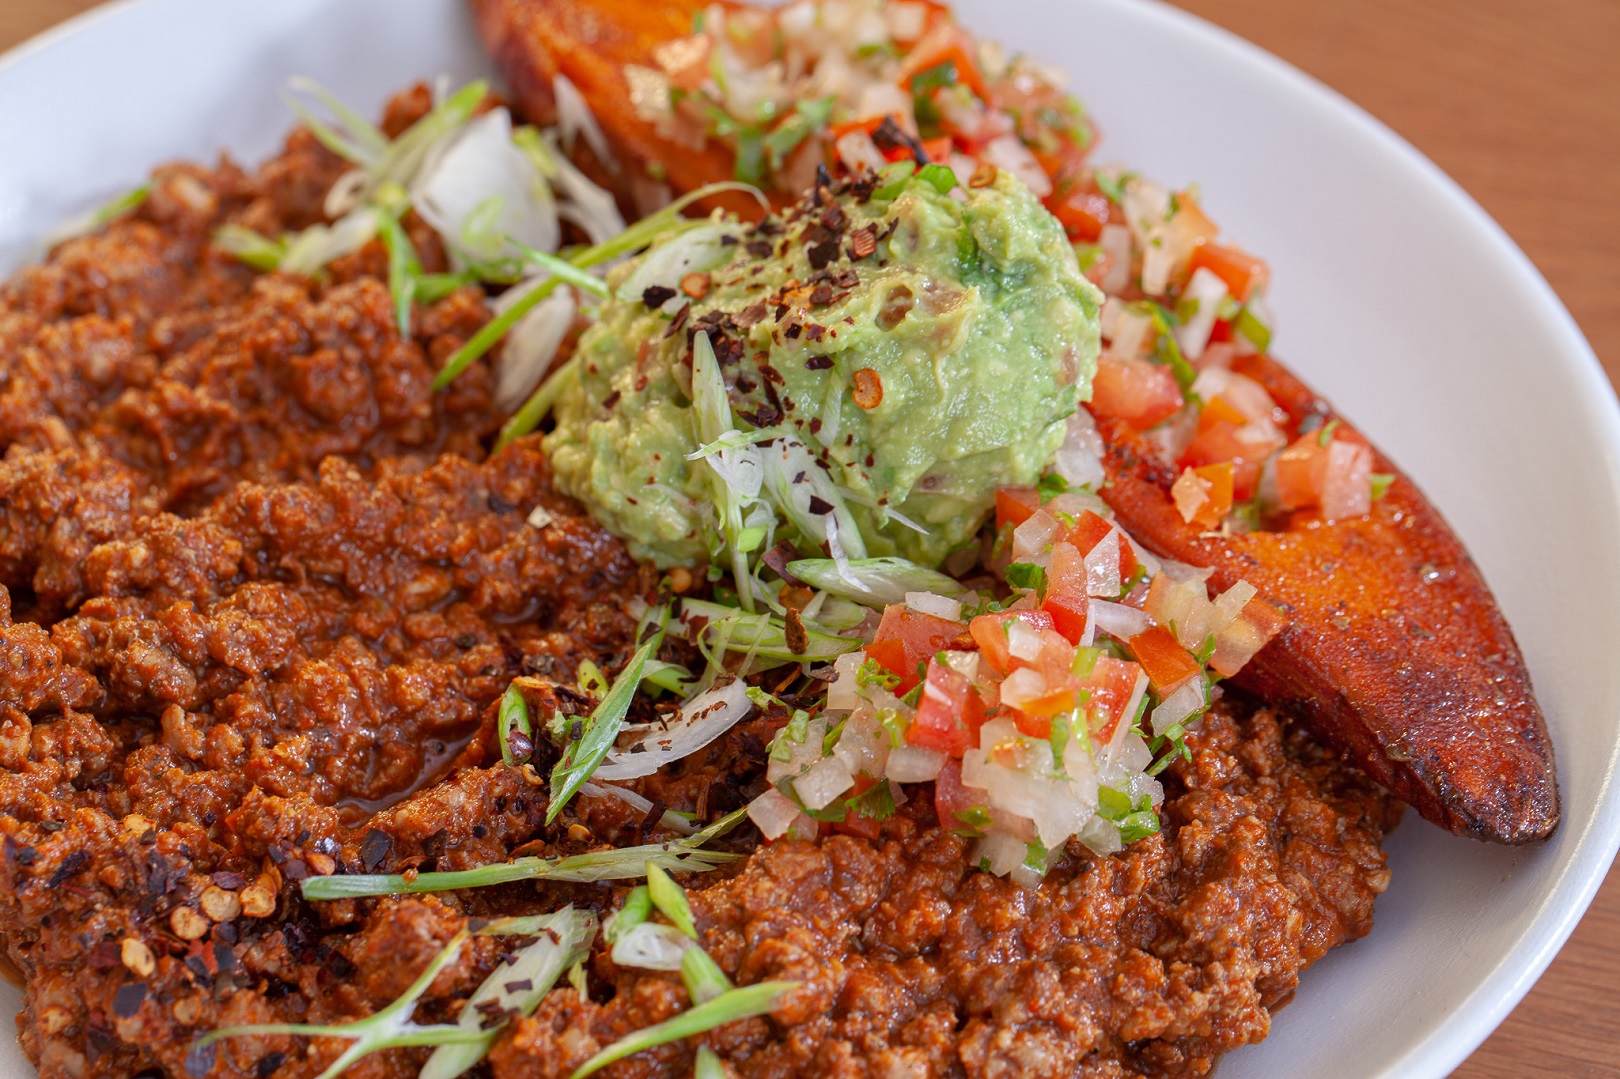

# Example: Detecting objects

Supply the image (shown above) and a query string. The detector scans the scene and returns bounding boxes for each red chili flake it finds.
[846,226,877,260]
[969,162,999,188]
[851,368,883,409]
[804,355,833,371]
[680,272,710,299]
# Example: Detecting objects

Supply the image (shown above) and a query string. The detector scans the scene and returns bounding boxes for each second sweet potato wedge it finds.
[1094,354,1559,843]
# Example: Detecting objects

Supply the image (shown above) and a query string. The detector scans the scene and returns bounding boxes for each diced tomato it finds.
[833,775,882,840]
[1208,596,1288,677]
[1180,420,1285,502]
[1169,462,1234,529]
[873,606,967,693]
[1199,395,1248,432]
[1187,242,1270,304]
[1127,625,1201,694]
[1320,439,1373,520]
[1077,655,1142,741]
[909,658,986,757]
[864,637,909,683]
[898,23,991,102]
[969,609,1055,675]
[921,136,953,163]
[933,758,980,830]
[1064,509,1113,556]
[995,487,1041,530]
[1060,510,1136,584]
[1088,356,1185,431]
[1042,542,1090,643]
[1047,183,1113,243]
[1274,432,1329,511]
[1182,462,1234,529]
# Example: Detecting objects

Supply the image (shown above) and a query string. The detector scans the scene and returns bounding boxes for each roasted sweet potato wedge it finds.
[473,0,1559,843]
[472,0,776,215]
[1094,354,1558,843]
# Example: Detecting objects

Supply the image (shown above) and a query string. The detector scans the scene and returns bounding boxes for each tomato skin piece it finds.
[1080,655,1143,740]
[1275,432,1329,510]
[1187,242,1270,304]
[933,758,980,831]
[1127,625,1202,694]
[995,487,1042,530]
[898,23,992,102]
[1089,356,1185,431]
[832,774,883,840]
[874,606,967,693]
[969,609,1055,675]
[1043,542,1090,643]
[909,658,986,757]
[1048,184,1112,242]
[864,637,909,683]
[1180,420,1283,502]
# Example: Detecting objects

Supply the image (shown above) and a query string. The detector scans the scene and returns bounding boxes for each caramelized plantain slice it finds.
[1094,353,1558,843]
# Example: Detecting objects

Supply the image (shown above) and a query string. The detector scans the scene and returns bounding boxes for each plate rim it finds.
[0,2,1616,1078]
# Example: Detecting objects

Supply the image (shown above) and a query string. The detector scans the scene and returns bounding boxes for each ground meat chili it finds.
[0,91,1398,1079]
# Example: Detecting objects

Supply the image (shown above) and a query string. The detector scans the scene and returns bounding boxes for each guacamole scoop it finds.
[544,168,1102,569]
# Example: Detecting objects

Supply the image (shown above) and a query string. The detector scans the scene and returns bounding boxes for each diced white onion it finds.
[1174,267,1229,361]
[793,754,855,811]
[982,134,1052,197]
[905,591,962,622]
[836,131,888,175]
[1083,534,1123,598]
[1088,599,1150,641]
[748,788,804,841]
[496,285,575,412]
[1005,618,1044,663]
[972,830,1029,877]
[526,504,555,530]
[885,744,946,783]
[1052,409,1106,491]
[1151,677,1206,736]
[553,73,616,170]
[1098,223,1133,295]
[610,921,692,971]
[1012,510,1063,563]
[412,108,560,269]
[596,679,753,780]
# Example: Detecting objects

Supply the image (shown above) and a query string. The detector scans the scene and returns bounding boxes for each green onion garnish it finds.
[568,982,799,1079]
[645,862,698,939]
[498,682,532,766]
[546,611,667,824]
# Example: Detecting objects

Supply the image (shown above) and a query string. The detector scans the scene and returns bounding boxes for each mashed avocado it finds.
[545,168,1101,569]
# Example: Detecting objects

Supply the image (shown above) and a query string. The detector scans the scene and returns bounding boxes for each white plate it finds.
[1,1,1616,1077]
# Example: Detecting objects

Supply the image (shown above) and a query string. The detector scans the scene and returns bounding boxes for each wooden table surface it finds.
[3,1,1617,1076]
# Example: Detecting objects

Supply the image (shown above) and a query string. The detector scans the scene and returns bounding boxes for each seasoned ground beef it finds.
[0,93,1397,1079]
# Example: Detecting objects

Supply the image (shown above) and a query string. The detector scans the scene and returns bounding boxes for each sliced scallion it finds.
[645,862,697,939]
[498,682,533,767]
[546,610,668,824]
[568,982,799,1079]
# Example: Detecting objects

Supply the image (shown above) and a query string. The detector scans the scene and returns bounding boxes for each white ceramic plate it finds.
[1,1,1616,1077]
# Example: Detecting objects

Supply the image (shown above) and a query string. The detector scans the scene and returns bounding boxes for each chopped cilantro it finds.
[1095,169,1135,205]
[876,707,908,748]
[1117,565,1148,599]
[1143,302,1197,395]
[734,126,766,185]
[1048,712,1072,776]
[1037,472,1069,502]
[1370,472,1396,500]
[1071,645,1100,679]
[909,59,959,92]
[899,682,924,708]
[955,806,993,833]
[1234,304,1272,352]
[1023,838,1050,871]
[857,658,901,691]
[1316,418,1341,447]
[1193,634,1217,665]
[823,716,849,755]
[1073,242,1103,272]
[849,782,897,821]
[1005,562,1048,595]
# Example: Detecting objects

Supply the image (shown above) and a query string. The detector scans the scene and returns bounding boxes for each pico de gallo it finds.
[623,0,1391,532]
[745,466,1285,882]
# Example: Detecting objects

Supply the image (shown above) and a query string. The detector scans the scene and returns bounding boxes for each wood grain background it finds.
[3,1,1617,1076]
